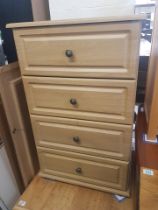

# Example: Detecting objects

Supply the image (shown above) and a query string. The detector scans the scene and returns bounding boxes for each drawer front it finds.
[23,77,136,124]
[31,115,132,160]
[38,147,129,191]
[14,22,141,78]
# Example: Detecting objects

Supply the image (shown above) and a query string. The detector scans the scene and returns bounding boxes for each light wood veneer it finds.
[31,115,132,161]
[8,16,143,196]
[12,21,140,79]
[13,175,137,210]
[23,77,136,124]
[38,147,129,194]
[144,2,158,140]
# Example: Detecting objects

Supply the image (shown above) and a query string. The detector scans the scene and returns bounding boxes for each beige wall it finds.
[49,0,135,20]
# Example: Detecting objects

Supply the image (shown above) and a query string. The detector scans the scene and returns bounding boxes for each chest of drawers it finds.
[8,16,143,196]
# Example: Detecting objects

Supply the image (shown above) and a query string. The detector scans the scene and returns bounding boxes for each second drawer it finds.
[23,77,136,124]
[31,115,132,161]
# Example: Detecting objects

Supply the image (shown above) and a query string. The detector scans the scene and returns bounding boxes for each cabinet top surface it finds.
[7,15,146,29]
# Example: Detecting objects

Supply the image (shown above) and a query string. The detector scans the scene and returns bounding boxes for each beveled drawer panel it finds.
[38,147,129,191]
[14,22,141,78]
[23,77,136,124]
[31,115,132,161]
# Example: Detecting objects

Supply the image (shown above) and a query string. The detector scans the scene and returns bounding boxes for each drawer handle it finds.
[75,167,82,174]
[12,128,17,134]
[70,98,77,105]
[73,136,80,143]
[65,49,73,58]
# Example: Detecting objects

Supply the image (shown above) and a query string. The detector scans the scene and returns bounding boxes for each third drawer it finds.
[31,115,132,161]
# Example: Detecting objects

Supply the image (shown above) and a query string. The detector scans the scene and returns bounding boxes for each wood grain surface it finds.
[135,108,158,170]
[7,14,145,28]
[13,175,136,210]
[144,1,158,139]
[31,115,132,161]
[12,21,141,79]
[23,76,136,125]
[140,167,158,210]
[10,18,142,196]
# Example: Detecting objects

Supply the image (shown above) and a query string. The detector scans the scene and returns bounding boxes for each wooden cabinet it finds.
[8,16,143,196]
[144,2,158,140]
[135,107,158,210]
[0,63,38,188]
[0,99,23,193]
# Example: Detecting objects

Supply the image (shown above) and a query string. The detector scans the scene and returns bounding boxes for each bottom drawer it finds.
[38,147,129,195]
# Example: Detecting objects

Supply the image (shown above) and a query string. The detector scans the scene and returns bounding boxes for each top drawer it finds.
[13,22,141,78]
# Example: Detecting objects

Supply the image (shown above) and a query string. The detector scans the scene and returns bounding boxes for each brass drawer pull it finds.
[65,49,73,58]
[75,167,82,174]
[70,98,77,105]
[73,136,80,143]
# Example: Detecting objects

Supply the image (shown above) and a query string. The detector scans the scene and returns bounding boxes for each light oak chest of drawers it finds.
[8,16,143,196]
